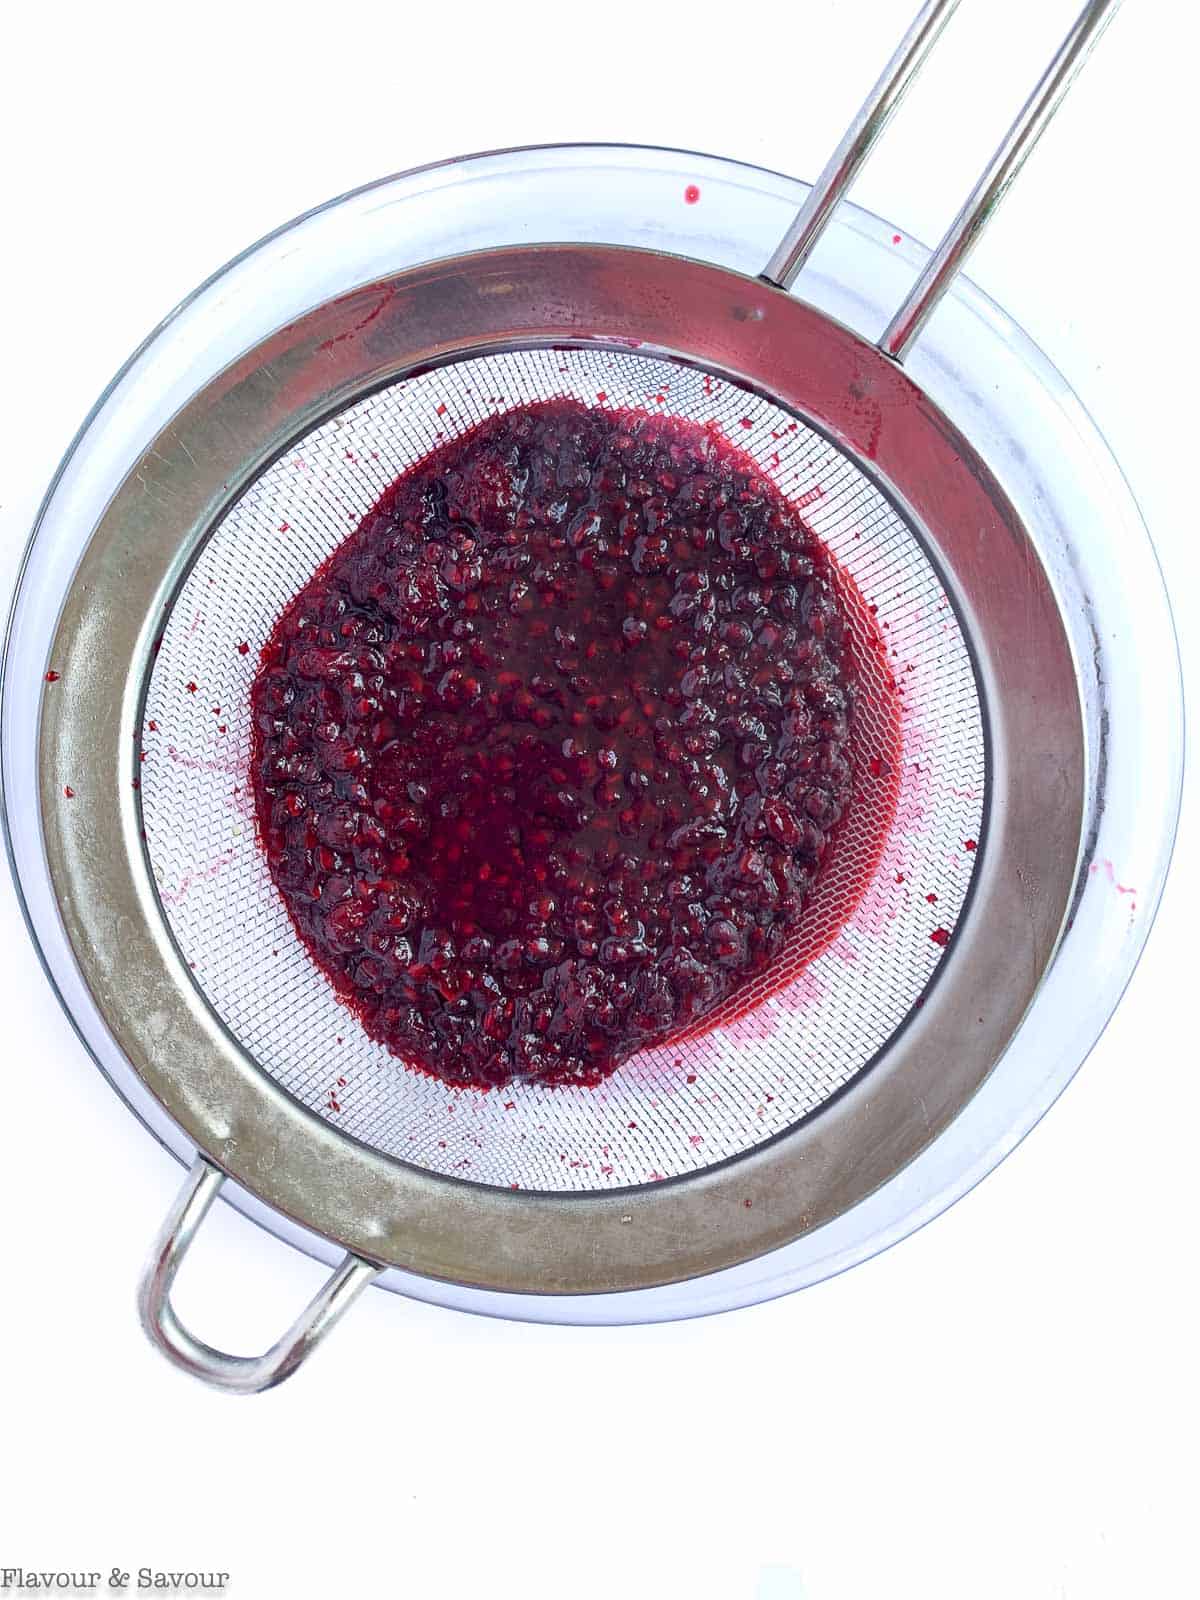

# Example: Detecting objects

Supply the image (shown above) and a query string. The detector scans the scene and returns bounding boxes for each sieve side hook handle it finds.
[762,0,1122,359]
[137,1156,381,1394]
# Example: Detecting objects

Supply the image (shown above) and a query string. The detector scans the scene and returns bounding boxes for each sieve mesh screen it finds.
[141,347,984,1192]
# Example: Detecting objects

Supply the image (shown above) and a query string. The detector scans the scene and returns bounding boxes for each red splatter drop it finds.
[964,838,977,852]
[436,403,448,417]
[743,1198,753,1208]
[895,872,905,884]
[185,681,197,694]
[63,785,75,799]
[739,417,753,429]
[147,719,158,732]
[278,521,291,534]
[596,391,608,402]
[44,670,60,683]
[929,927,949,947]
[925,892,938,904]
[628,1121,638,1130]
[237,641,250,655]
[892,233,902,245]
[684,184,701,204]
[1102,858,1137,896]
[316,288,396,354]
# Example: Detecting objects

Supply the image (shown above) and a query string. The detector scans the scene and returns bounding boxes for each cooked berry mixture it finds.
[251,399,860,1089]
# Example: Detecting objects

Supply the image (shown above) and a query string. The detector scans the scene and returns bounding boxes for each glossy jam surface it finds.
[251,400,864,1088]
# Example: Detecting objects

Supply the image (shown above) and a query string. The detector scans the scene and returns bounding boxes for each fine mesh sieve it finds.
[141,346,984,1192]
[26,0,1115,1389]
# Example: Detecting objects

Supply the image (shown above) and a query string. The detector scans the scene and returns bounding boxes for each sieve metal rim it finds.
[37,243,1084,1293]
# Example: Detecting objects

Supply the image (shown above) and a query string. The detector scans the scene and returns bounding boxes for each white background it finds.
[1,2,1196,1596]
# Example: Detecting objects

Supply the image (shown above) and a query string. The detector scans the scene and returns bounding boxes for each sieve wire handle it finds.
[762,0,1123,359]
[137,1156,381,1394]
[762,0,962,289]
